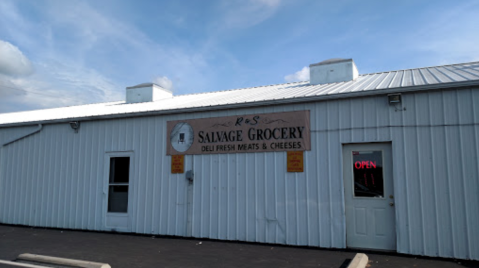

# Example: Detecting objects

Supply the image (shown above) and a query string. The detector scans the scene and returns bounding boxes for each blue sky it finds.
[0,0,478,113]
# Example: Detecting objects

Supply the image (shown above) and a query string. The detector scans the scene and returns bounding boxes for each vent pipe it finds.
[309,58,358,85]
[126,83,172,104]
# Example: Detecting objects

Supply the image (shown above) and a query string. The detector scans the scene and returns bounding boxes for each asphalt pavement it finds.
[0,224,477,268]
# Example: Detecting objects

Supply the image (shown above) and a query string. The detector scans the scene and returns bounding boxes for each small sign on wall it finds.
[287,151,303,172]
[171,155,184,174]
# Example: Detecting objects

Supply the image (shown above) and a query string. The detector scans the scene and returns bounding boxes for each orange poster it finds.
[287,151,304,172]
[171,155,184,174]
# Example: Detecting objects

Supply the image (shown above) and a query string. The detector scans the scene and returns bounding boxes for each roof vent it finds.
[309,58,358,85]
[126,83,172,104]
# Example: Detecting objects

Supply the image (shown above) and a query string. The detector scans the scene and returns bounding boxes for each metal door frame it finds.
[103,150,135,232]
[342,142,397,251]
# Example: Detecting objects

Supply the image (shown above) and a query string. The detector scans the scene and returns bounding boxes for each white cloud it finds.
[219,0,282,29]
[0,0,286,113]
[412,2,479,64]
[0,40,33,76]
[377,1,479,68]
[0,0,211,113]
[37,1,213,94]
[254,0,281,7]
[0,59,124,113]
[284,66,309,82]
[0,74,24,98]
[0,2,127,113]
[153,76,173,91]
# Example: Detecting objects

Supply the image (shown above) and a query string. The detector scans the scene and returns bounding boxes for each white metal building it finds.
[0,59,478,260]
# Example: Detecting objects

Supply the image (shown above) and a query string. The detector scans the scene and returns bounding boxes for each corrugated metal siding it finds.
[185,105,345,248]
[389,88,479,259]
[0,87,478,260]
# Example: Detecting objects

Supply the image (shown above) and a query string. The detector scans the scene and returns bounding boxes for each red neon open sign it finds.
[354,161,377,169]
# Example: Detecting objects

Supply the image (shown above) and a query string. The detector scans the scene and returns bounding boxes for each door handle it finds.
[389,202,394,207]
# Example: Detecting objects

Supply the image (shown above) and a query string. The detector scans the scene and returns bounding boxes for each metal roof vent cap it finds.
[126,83,173,104]
[309,58,358,85]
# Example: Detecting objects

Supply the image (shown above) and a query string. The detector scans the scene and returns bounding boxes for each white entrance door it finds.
[104,152,134,232]
[343,143,396,250]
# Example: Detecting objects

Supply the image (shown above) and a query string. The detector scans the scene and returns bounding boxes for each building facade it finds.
[1,59,478,260]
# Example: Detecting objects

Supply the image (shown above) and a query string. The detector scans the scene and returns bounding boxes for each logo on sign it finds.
[170,123,194,152]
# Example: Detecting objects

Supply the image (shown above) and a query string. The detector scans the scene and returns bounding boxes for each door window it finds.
[352,151,384,198]
[108,157,130,213]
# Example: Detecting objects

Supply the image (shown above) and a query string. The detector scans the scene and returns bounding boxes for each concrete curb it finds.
[0,259,51,268]
[347,253,369,268]
[17,254,111,268]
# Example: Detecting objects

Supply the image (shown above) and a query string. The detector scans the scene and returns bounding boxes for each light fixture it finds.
[69,121,80,133]
[388,93,401,105]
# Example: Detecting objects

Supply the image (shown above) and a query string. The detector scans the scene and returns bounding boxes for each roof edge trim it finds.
[2,80,479,128]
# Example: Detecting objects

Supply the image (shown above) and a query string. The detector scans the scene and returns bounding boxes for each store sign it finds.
[167,111,311,155]
[287,151,304,172]
[171,155,184,173]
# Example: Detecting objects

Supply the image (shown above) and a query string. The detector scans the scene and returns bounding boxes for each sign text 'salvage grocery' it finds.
[167,111,311,155]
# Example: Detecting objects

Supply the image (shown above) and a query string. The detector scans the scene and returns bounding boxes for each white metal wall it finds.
[0,87,478,260]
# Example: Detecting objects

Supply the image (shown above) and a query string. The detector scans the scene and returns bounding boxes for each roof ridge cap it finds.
[174,80,308,98]
[359,60,479,77]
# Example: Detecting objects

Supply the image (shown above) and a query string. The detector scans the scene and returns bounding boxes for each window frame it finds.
[351,149,386,199]
[105,151,134,215]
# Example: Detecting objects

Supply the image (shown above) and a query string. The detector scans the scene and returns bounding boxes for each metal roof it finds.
[1,61,479,127]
